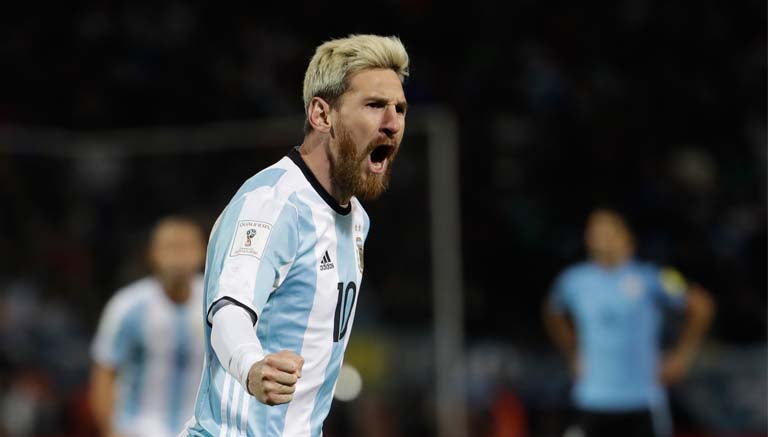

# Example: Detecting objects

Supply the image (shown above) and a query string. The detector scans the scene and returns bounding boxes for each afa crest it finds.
[622,274,645,299]
[355,237,364,273]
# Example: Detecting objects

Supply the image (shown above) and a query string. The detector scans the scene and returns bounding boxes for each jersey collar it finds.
[288,147,352,215]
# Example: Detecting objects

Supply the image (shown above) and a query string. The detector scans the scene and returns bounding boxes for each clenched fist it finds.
[247,350,304,406]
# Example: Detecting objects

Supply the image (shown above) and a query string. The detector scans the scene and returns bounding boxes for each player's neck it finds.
[161,280,191,304]
[298,136,351,207]
[594,252,632,269]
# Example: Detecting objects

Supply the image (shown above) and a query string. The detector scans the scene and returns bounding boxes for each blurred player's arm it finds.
[90,292,137,437]
[542,299,579,377]
[89,364,118,437]
[660,283,715,385]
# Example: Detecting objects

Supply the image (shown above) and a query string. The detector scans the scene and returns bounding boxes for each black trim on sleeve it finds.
[287,147,352,216]
[207,297,258,327]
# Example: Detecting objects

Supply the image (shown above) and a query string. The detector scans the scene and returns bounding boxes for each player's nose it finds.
[379,105,402,138]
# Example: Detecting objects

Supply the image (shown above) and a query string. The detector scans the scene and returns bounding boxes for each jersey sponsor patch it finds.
[230,220,271,258]
[659,267,687,296]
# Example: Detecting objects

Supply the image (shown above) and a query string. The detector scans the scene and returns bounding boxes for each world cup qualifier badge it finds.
[230,220,272,258]
[356,237,364,272]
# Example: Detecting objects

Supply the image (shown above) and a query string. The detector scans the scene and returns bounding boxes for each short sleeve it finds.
[206,189,299,325]
[91,294,144,368]
[650,265,688,310]
[548,272,572,313]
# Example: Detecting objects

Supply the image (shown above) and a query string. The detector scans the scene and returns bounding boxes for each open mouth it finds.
[370,144,395,164]
[367,144,395,175]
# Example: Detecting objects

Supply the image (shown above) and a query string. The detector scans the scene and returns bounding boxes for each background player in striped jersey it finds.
[90,216,206,437]
[183,34,408,437]
[543,209,715,437]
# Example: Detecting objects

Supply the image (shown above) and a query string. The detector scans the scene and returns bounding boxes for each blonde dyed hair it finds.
[303,34,409,133]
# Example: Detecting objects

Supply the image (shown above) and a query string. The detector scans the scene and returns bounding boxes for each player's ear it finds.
[307,97,332,134]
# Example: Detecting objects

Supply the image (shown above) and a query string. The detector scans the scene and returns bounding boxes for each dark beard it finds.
[329,125,395,201]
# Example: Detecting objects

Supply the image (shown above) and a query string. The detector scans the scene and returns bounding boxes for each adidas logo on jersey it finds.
[320,251,335,271]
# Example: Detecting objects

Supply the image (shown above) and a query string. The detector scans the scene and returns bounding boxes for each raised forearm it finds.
[210,304,264,391]
[673,284,715,357]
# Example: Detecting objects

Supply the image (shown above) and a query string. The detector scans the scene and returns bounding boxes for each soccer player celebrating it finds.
[543,209,715,437]
[90,216,206,437]
[182,34,408,437]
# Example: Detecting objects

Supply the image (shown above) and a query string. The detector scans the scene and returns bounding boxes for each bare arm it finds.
[542,298,579,376]
[89,363,118,437]
[660,283,716,385]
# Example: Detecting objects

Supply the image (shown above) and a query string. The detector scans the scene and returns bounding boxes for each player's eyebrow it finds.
[367,96,408,113]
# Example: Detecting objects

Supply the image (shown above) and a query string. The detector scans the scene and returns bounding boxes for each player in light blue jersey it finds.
[543,209,714,437]
[183,34,409,437]
[90,216,207,437]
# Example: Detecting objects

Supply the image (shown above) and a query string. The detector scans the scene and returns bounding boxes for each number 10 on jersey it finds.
[333,282,357,342]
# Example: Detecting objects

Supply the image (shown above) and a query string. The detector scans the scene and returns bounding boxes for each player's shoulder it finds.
[103,276,159,317]
[351,197,369,221]
[561,261,593,279]
[234,157,299,201]
[627,259,661,277]
[552,262,592,292]
[113,276,160,299]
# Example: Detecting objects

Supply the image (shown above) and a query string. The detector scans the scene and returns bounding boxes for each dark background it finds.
[0,1,765,436]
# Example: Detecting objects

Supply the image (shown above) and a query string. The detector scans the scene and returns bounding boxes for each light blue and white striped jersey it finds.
[185,147,369,437]
[91,275,205,437]
[549,260,687,411]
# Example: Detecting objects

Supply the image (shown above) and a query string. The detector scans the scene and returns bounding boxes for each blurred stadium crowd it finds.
[0,1,765,436]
